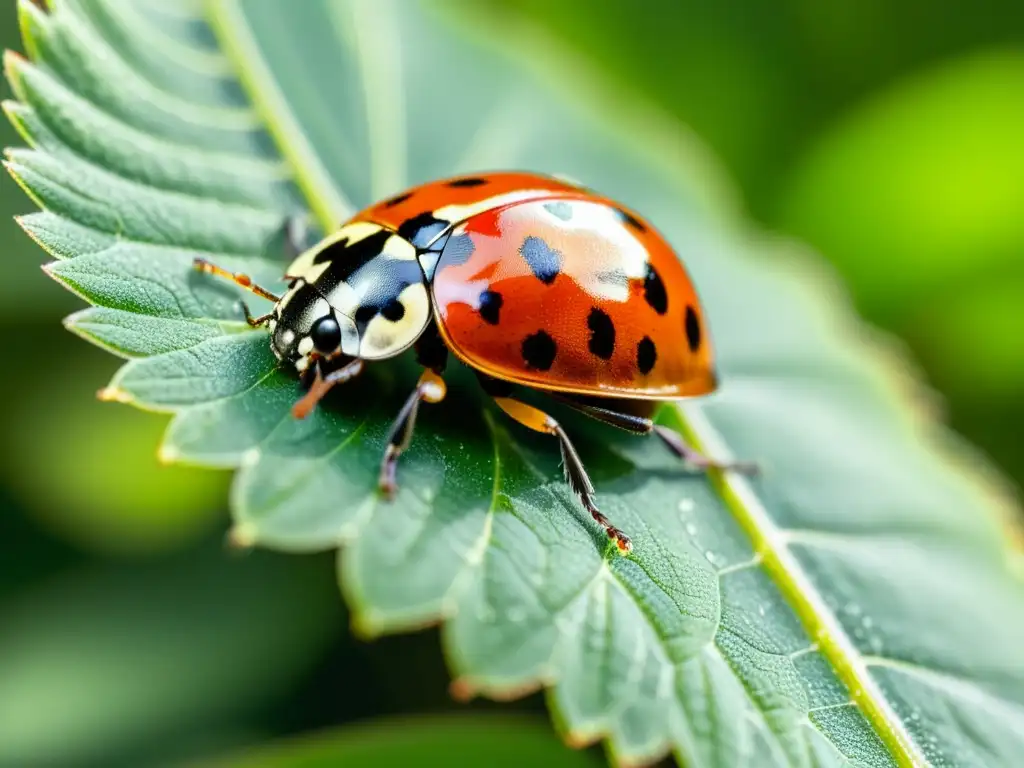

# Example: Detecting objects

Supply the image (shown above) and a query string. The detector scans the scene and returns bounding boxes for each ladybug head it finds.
[268,280,360,371]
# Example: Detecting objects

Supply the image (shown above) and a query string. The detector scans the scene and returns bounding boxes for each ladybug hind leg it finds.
[479,377,632,554]
[554,395,759,475]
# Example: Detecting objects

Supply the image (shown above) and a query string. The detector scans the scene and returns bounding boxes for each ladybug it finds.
[194,171,755,553]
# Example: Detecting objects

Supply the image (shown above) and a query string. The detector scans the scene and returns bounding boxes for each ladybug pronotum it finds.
[195,172,756,553]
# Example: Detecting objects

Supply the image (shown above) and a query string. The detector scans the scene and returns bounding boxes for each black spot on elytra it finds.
[440,233,476,266]
[643,263,668,315]
[616,208,647,232]
[543,201,573,221]
[381,298,406,322]
[685,305,701,352]
[520,236,562,285]
[353,304,378,332]
[478,290,503,325]
[587,307,615,360]
[398,211,449,248]
[637,336,657,374]
[447,177,487,188]
[383,191,412,208]
[521,330,557,371]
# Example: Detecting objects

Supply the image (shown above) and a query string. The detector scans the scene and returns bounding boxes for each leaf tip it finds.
[1,98,21,121]
[157,443,180,465]
[228,522,258,549]
[2,49,27,92]
[348,612,383,641]
[561,728,601,751]
[16,0,46,62]
[448,677,477,703]
[96,386,132,404]
[2,49,26,70]
[449,676,544,705]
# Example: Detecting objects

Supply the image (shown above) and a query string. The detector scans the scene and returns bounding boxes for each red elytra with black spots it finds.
[359,171,717,400]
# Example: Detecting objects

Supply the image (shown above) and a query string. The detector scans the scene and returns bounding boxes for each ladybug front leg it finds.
[378,369,447,499]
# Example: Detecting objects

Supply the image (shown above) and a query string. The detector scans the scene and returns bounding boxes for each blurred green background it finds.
[0,1,1020,766]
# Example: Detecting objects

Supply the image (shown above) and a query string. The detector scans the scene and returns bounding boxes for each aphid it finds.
[195,172,755,553]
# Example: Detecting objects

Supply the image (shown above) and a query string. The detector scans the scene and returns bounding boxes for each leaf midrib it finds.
[207,3,925,765]
[676,405,923,765]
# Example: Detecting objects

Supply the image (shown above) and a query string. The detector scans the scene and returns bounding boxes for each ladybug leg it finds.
[482,388,632,555]
[240,304,274,328]
[291,357,364,419]
[192,258,281,326]
[652,426,759,475]
[553,395,759,475]
[378,369,447,499]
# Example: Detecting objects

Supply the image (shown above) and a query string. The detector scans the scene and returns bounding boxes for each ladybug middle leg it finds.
[378,368,447,498]
[378,325,450,499]
[553,395,759,475]
[478,376,633,554]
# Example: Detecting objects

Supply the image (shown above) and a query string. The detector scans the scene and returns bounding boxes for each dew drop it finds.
[862,615,874,629]
[685,522,698,537]
[704,550,718,565]
[678,498,695,513]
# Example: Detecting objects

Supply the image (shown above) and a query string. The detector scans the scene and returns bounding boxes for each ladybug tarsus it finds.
[653,426,761,476]
[589,504,633,555]
[378,445,399,500]
[239,301,273,328]
[614,531,633,554]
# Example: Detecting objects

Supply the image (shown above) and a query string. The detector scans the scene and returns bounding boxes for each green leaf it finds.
[5,1,1024,766]
[200,714,601,768]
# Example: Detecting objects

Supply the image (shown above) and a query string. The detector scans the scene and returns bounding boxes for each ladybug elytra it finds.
[195,172,755,553]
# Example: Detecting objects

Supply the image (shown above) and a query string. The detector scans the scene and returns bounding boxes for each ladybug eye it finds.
[310,316,342,353]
